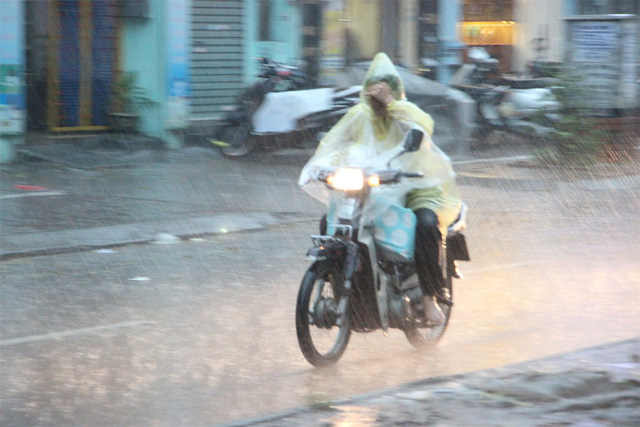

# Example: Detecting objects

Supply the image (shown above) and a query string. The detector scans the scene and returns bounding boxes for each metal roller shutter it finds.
[191,0,245,121]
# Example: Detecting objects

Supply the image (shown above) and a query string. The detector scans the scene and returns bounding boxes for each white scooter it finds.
[451,48,562,144]
[211,58,361,157]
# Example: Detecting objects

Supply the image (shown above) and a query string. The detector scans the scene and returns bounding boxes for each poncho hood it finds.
[360,52,406,107]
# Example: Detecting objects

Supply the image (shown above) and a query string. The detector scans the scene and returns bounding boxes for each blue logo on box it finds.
[374,204,416,260]
[326,201,417,260]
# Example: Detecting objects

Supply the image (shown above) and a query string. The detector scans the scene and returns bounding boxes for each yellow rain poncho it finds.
[299,53,461,235]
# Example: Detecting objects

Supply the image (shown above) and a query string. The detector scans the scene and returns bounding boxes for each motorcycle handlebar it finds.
[317,169,423,182]
[258,57,305,79]
[378,171,423,184]
[401,172,424,179]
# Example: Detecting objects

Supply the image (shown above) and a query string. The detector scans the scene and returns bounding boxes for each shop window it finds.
[579,0,639,15]
[461,21,517,46]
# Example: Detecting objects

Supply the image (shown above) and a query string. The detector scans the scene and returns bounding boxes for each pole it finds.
[437,0,462,84]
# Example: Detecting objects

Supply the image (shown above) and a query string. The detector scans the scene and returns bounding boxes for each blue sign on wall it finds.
[0,0,25,135]
[166,0,190,129]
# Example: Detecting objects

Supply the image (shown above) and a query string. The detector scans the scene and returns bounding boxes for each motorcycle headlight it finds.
[327,168,364,191]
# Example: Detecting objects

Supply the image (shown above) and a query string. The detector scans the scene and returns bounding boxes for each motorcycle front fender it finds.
[357,231,390,330]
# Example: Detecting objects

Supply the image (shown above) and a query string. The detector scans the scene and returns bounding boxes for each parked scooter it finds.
[451,48,562,145]
[295,129,470,367]
[296,85,362,143]
[211,57,360,157]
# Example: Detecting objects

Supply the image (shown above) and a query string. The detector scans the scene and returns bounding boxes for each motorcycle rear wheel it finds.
[296,262,351,367]
[403,275,453,349]
[219,124,253,157]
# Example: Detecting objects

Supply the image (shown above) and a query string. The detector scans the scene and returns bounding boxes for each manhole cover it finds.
[17,145,134,169]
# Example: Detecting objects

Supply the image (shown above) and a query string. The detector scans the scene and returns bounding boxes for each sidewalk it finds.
[0,144,320,260]
[240,338,639,426]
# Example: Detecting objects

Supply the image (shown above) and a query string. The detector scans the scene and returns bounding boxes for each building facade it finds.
[6,0,191,150]
[190,0,303,125]
[0,0,305,161]
[1,0,637,162]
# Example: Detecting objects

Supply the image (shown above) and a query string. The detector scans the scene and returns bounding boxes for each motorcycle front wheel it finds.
[404,275,453,349]
[296,262,351,367]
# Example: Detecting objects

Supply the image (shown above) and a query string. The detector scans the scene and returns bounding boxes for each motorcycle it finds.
[211,57,360,157]
[451,48,562,145]
[295,129,470,367]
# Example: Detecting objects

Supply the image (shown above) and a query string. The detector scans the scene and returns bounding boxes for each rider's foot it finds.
[423,295,445,326]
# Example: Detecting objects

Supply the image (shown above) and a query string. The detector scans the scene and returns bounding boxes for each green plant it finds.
[111,71,154,114]
[553,115,606,166]
[536,67,607,166]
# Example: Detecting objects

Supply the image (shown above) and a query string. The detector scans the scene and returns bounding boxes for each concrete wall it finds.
[246,1,303,82]
[513,0,566,72]
[399,0,419,69]
[120,0,167,142]
[344,0,382,60]
[121,0,192,149]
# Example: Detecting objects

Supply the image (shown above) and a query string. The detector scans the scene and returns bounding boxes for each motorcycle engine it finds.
[388,286,423,328]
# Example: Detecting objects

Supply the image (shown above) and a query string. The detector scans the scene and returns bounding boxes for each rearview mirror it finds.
[404,129,423,152]
[382,129,425,167]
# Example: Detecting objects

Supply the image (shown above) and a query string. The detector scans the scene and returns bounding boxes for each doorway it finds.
[26,0,118,131]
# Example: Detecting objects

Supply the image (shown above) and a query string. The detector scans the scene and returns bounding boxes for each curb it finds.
[223,338,640,426]
[0,213,282,260]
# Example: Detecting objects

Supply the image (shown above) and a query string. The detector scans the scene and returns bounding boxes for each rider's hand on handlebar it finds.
[306,165,330,183]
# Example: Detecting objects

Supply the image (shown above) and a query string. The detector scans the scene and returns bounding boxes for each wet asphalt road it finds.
[1,145,639,425]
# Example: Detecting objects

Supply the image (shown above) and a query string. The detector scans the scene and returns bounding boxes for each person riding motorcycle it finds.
[299,53,462,326]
